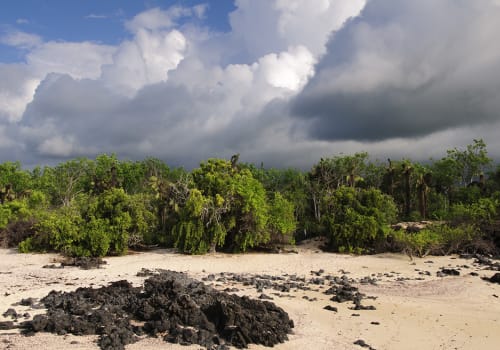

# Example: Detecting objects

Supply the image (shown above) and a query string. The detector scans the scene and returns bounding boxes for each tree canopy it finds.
[1,139,499,257]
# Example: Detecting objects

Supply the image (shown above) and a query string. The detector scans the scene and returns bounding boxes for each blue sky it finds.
[0,0,235,62]
[1,0,500,168]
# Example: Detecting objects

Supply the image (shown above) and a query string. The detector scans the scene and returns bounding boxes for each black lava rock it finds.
[489,272,500,284]
[438,268,460,276]
[18,270,293,350]
[323,305,338,312]
[0,321,15,330]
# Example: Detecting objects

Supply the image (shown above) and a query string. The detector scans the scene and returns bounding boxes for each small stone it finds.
[323,305,338,312]
[489,273,500,284]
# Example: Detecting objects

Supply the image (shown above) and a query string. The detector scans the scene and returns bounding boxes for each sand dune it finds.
[0,243,499,350]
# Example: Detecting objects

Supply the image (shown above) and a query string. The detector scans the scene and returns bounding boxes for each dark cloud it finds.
[292,0,500,141]
[17,72,291,168]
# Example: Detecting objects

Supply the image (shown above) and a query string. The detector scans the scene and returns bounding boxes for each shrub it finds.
[449,198,497,225]
[33,208,83,255]
[391,229,442,258]
[322,187,397,253]
[267,192,297,245]
[1,219,38,248]
[391,223,481,257]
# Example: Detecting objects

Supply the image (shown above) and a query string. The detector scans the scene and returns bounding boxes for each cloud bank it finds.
[1,0,500,168]
[293,0,500,142]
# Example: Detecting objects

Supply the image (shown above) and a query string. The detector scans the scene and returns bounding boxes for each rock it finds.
[258,294,273,300]
[2,308,18,319]
[323,305,338,312]
[0,321,15,330]
[438,268,460,276]
[354,339,376,349]
[60,257,107,270]
[42,264,64,269]
[489,272,500,284]
[18,270,294,350]
[20,298,35,306]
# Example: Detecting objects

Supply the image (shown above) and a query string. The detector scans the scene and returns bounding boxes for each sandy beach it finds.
[1,241,499,350]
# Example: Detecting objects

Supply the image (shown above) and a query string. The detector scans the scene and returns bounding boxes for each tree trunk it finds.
[403,166,412,218]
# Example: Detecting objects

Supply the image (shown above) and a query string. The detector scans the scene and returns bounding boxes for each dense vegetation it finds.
[1,139,499,257]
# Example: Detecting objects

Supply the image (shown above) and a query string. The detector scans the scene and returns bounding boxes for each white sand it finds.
[0,242,499,350]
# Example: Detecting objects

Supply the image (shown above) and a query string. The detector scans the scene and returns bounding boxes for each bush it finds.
[391,229,441,258]
[84,188,132,255]
[19,189,140,257]
[0,200,31,229]
[390,223,481,257]
[449,198,497,225]
[322,187,397,253]
[1,219,37,248]
[33,208,83,255]
[267,192,296,245]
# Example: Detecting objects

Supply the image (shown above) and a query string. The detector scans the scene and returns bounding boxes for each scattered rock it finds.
[472,254,500,271]
[325,278,375,310]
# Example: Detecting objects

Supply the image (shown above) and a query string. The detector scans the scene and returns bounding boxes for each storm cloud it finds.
[293,0,500,141]
[1,0,500,168]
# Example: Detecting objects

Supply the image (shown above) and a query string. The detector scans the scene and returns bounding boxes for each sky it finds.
[1,0,500,169]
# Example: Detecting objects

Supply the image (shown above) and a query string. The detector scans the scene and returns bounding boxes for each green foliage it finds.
[310,152,368,192]
[127,193,158,246]
[84,188,132,255]
[172,189,212,254]
[230,169,270,252]
[268,192,297,245]
[322,187,396,253]
[171,160,281,254]
[0,200,32,229]
[391,224,480,257]
[391,229,442,258]
[33,208,83,255]
[445,139,491,187]
[4,142,500,257]
[19,188,148,257]
[449,197,498,225]
[0,161,32,195]
[46,158,93,206]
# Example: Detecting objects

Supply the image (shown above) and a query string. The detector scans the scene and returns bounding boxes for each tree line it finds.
[0,139,499,257]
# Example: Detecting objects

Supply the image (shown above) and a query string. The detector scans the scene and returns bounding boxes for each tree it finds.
[308,153,369,226]
[0,162,32,203]
[170,158,279,254]
[445,139,491,187]
[45,158,92,206]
